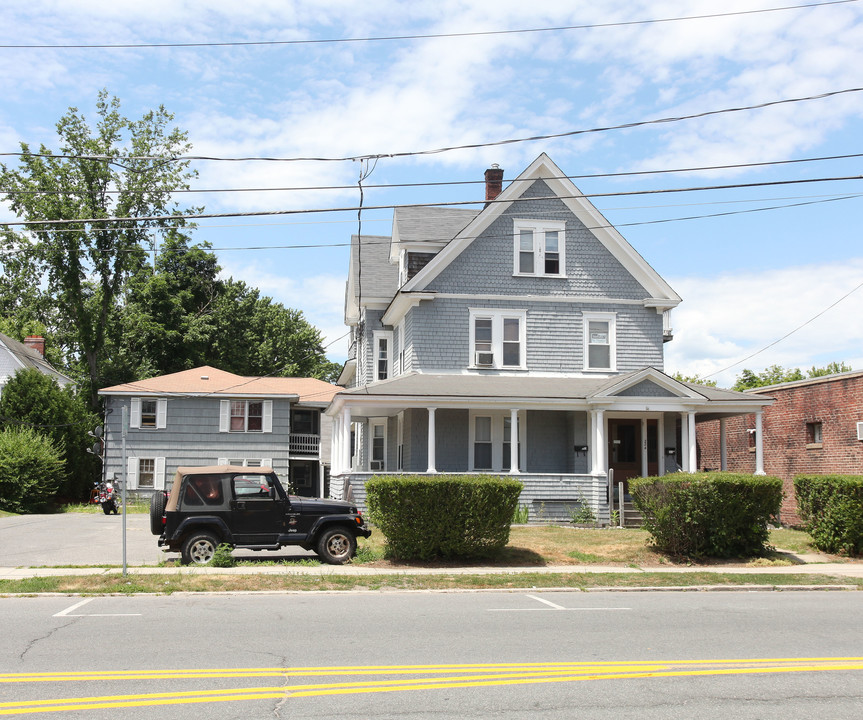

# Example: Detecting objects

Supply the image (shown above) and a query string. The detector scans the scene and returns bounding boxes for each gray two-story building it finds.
[99,366,337,498]
[328,153,770,523]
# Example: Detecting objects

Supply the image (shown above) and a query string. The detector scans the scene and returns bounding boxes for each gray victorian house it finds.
[327,153,771,523]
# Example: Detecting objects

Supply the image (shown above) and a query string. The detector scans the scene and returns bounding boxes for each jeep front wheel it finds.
[317,527,356,565]
[181,532,220,565]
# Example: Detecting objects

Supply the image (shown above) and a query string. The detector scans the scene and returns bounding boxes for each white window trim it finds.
[219,399,273,433]
[126,456,165,490]
[583,311,617,372]
[469,308,527,370]
[468,411,527,472]
[219,457,273,468]
[373,331,393,382]
[369,418,387,471]
[397,319,406,375]
[513,219,566,278]
[129,398,167,430]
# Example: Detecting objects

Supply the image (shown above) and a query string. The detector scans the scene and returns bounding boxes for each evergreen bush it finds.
[0,427,65,513]
[630,472,782,558]
[365,474,523,561]
[794,475,863,555]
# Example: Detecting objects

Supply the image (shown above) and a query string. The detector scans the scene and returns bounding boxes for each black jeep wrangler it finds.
[149,465,371,565]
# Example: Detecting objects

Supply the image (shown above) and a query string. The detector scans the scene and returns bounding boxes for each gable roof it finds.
[0,333,73,386]
[345,233,400,323]
[389,206,479,260]
[99,365,339,405]
[400,153,681,308]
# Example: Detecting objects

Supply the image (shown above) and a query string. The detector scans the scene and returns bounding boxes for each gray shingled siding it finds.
[102,396,292,491]
[615,380,676,397]
[407,297,663,373]
[427,180,649,299]
[358,308,387,386]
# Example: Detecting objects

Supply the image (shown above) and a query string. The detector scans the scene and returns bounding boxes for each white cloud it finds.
[665,258,863,386]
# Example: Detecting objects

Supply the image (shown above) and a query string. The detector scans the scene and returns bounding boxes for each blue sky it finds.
[2,0,862,387]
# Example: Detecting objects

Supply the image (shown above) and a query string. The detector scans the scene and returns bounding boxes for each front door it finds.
[608,419,660,501]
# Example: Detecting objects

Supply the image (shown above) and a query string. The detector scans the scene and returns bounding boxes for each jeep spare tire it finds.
[149,491,167,535]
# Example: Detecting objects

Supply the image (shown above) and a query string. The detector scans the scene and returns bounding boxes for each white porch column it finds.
[590,409,606,475]
[342,406,352,473]
[510,409,520,474]
[332,414,341,475]
[427,407,437,473]
[657,415,666,476]
[640,418,649,478]
[680,412,690,472]
[720,418,727,471]
[755,409,765,475]
[687,411,697,472]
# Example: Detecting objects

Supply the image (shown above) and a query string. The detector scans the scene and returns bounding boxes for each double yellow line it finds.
[2,659,862,715]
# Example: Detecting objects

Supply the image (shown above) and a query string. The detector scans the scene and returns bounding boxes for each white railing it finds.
[289,433,320,456]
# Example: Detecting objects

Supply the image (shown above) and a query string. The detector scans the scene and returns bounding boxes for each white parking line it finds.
[54,598,141,617]
[488,594,633,612]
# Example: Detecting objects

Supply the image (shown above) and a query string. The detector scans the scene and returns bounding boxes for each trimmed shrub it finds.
[0,427,65,513]
[365,474,523,561]
[630,472,782,558]
[794,475,863,556]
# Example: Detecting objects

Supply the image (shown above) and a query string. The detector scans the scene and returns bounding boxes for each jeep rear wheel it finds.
[181,532,220,565]
[317,526,356,565]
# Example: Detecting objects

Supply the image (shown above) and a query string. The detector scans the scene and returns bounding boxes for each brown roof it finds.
[98,365,339,404]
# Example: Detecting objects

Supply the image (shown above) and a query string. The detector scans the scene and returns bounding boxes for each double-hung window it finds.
[582,312,616,371]
[470,309,527,369]
[513,220,565,277]
[130,398,167,429]
[373,331,392,381]
[220,400,272,433]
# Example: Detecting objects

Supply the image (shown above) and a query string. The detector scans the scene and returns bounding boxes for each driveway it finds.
[0,513,317,567]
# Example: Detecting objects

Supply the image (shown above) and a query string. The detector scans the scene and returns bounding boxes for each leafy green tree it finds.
[671,372,718,388]
[0,91,198,408]
[0,427,65,513]
[0,368,100,501]
[733,362,852,391]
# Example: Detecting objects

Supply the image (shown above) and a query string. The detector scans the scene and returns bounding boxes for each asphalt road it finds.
[1,591,861,718]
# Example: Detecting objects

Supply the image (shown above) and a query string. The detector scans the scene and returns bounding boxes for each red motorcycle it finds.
[91,480,121,515]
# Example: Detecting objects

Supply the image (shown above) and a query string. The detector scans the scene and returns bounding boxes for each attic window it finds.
[513,219,565,278]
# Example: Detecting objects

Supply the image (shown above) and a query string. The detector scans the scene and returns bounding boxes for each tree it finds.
[0,368,100,501]
[0,91,198,408]
[671,372,718,388]
[0,427,65,514]
[103,235,341,383]
[733,362,852,391]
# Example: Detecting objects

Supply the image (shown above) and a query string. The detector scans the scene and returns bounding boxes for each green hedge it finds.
[630,472,783,558]
[0,427,65,513]
[365,474,523,561]
[794,475,863,556]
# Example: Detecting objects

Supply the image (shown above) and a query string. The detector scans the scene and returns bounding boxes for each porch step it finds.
[618,501,643,528]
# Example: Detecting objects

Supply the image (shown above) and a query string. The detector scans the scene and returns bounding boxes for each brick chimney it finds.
[23,336,45,356]
[484,164,504,206]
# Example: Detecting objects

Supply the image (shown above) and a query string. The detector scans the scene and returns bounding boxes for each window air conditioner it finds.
[475,351,494,367]
[370,460,384,471]
[857,422,863,441]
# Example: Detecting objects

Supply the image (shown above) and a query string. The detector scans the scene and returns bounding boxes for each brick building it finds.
[698,370,863,523]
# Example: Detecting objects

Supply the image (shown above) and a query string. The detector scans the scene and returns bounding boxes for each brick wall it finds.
[698,373,863,524]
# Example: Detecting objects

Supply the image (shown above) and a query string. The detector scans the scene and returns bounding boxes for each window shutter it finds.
[217,457,229,466]
[130,398,141,429]
[156,399,167,429]
[262,400,273,433]
[262,458,273,469]
[126,457,138,489]
[219,400,230,432]
[154,458,166,490]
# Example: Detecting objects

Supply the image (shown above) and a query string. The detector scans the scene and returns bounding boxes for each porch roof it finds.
[328,370,771,418]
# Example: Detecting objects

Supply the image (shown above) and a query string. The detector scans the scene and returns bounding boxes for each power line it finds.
[3,87,861,166]
[2,2,855,49]
[4,152,863,198]
[3,174,862,229]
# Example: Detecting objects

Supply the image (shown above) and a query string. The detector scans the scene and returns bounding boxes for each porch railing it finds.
[289,433,320,457]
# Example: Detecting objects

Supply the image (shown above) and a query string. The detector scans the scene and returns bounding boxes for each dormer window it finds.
[513,219,565,277]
